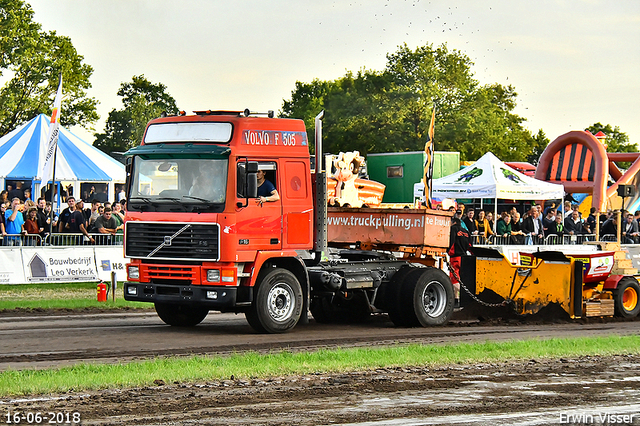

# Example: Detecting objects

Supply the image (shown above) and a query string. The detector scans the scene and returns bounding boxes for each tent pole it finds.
[108,181,114,203]
[48,146,58,236]
[494,197,498,234]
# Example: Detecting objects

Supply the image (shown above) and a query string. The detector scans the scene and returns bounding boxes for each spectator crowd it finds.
[1,184,126,246]
[445,200,640,245]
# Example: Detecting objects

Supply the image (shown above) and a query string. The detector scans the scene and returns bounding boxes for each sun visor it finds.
[124,143,231,159]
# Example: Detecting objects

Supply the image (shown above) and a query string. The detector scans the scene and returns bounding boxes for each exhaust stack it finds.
[313,111,327,254]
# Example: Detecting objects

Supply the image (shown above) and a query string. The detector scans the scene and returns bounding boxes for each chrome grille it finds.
[125,222,219,260]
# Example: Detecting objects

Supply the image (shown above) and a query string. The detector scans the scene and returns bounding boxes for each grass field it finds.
[0,335,639,397]
[0,282,149,311]
[1,283,639,398]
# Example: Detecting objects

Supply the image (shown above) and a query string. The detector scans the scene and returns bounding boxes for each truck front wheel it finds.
[246,268,303,333]
[614,277,640,318]
[397,268,454,327]
[154,303,209,327]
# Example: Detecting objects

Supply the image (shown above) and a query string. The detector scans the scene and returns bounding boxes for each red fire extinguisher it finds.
[97,281,108,302]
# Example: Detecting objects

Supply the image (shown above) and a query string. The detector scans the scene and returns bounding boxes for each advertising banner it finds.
[0,246,128,285]
[21,247,98,282]
[0,249,26,284]
[94,247,128,282]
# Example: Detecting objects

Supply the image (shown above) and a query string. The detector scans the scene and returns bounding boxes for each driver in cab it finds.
[256,169,279,205]
[189,166,224,202]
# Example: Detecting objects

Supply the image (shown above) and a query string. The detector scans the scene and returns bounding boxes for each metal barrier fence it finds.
[2,231,625,247]
[1,234,43,246]
[472,234,597,246]
[0,233,123,247]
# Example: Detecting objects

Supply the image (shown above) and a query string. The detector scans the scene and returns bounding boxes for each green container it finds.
[367,151,460,203]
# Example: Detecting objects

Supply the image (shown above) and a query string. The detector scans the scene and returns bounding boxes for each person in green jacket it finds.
[496,212,512,237]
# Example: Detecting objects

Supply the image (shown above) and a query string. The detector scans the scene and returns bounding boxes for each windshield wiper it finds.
[129,196,152,204]
[128,196,154,211]
[182,195,220,213]
[156,197,182,205]
[182,195,215,203]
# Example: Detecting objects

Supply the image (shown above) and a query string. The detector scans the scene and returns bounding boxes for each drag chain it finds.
[444,257,511,308]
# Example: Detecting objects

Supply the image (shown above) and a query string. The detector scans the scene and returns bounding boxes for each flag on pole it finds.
[422,107,436,209]
[40,75,63,186]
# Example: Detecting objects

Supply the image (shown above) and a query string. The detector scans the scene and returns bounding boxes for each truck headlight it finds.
[126,285,138,296]
[128,266,139,280]
[207,270,220,282]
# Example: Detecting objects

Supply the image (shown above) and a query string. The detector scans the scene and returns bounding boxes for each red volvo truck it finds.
[123,110,454,333]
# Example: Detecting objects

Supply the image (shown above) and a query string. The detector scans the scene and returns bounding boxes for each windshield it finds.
[129,158,228,212]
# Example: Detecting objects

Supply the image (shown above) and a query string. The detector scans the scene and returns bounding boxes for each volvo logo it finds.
[147,224,192,257]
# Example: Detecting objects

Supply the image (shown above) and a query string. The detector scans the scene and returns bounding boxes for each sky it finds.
[25,0,640,150]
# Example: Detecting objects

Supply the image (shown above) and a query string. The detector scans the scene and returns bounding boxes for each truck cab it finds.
[123,110,314,332]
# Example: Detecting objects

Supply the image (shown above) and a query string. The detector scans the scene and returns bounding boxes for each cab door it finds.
[235,160,282,253]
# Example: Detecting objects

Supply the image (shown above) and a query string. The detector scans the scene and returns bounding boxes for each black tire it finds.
[310,296,334,323]
[245,268,303,333]
[310,293,371,324]
[614,277,640,319]
[386,265,417,327]
[154,303,209,327]
[398,268,455,327]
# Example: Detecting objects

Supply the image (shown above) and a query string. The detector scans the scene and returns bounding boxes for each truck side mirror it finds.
[246,161,258,198]
[237,160,259,207]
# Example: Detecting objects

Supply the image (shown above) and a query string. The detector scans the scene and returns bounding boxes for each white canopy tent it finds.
[432,152,564,227]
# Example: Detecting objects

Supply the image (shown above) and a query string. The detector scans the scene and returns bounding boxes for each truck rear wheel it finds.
[386,265,417,327]
[154,303,209,327]
[614,277,640,318]
[245,268,303,333]
[397,268,455,327]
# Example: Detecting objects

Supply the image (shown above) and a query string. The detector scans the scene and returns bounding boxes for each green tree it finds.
[527,129,550,165]
[586,123,637,169]
[0,0,98,135]
[281,43,535,162]
[585,123,636,153]
[94,75,179,154]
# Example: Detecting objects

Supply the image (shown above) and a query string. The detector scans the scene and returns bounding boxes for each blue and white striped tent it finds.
[0,114,125,201]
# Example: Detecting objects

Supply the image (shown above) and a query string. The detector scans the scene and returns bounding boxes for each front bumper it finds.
[123,282,240,308]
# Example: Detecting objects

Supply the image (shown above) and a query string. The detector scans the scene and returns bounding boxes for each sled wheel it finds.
[245,268,303,333]
[154,303,209,327]
[614,277,640,319]
[399,268,455,327]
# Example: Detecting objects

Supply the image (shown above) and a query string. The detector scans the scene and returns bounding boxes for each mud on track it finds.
[2,355,640,425]
[1,309,640,425]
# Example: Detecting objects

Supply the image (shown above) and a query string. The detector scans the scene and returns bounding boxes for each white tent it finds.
[432,152,564,200]
[432,152,564,227]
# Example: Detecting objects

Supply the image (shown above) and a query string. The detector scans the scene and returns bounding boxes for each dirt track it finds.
[3,355,640,425]
[1,310,639,425]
